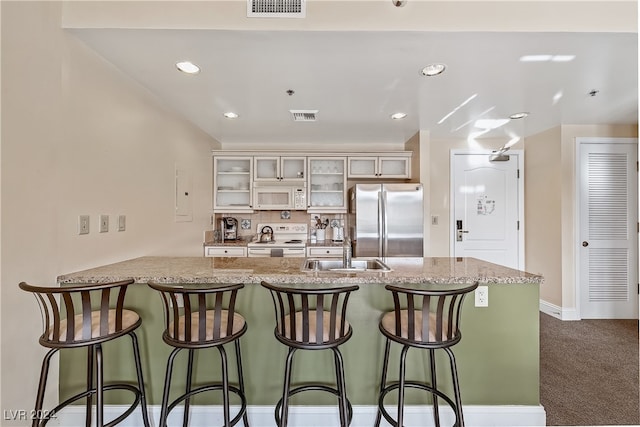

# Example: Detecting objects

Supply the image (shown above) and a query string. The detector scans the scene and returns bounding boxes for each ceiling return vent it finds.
[290,110,318,122]
[247,0,306,18]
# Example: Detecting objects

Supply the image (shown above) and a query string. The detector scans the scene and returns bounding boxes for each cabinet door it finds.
[308,157,347,212]
[213,157,253,212]
[254,156,280,181]
[280,157,306,181]
[347,157,378,178]
[204,246,247,257]
[378,156,411,178]
[307,246,343,257]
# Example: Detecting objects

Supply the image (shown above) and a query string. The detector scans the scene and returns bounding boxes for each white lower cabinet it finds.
[307,246,343,257]
[204,246,247,257]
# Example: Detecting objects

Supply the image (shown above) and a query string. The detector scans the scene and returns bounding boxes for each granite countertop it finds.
[203,239,249,247]
[57,256,543,286]
[306,240,344,247]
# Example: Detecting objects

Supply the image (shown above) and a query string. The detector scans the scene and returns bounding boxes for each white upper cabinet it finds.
[307,157,347,213]
[254,156,306,182]
[213,156,253,212]
[347,155,411,179]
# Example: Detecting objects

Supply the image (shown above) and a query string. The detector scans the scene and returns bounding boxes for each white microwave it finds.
[253,185,307,210]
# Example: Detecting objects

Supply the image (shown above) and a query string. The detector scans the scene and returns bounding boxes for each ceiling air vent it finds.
[247,0,306,18]
[290,110,318,122]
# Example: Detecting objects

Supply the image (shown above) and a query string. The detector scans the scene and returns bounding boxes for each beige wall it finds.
[525,124,638,316]
[560,125,638,316]
[1,2,219,420]
[525,127,563,308]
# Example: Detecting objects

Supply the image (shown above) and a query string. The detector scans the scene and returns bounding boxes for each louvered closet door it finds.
[579,141,638,319]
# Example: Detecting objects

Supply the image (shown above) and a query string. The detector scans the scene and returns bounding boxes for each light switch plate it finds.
[99,215,109,233]
[118,215,126,232]
[78,215,90,235]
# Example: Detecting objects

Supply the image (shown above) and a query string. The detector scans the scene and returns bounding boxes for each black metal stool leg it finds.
[86,346,94,427]
[374,338,391,427]
[129,332,152,427]
[235,340,249,426]
[444,347,464,427]
[279,347,297,427]
[183,349,195,427]
[33,349,58,427]
[95,344,104,427]
[331,348,349,427]
[397,345,410,427]
[219,346,231,426]
[160,348,181,427]
[429,349,440,427]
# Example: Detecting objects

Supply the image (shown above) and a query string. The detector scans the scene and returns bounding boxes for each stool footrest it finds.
[165,383,248,427]
[378,381,459,427]
[42,383,143,427]
[275,384,353,426]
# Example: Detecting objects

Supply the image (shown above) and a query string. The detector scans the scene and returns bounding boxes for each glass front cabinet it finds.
[213,156,253,212]
[347,155,411,179]
[253,156,306,182]
[307,157,347,213]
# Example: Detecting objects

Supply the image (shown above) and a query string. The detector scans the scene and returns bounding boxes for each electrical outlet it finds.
[475,285,489,307]
[118,215,126,232]
[99,215,109,233]
[431,215,439,226]
[78,215,90,235]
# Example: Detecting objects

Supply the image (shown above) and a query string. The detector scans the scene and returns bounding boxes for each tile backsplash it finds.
[212,211,346,241]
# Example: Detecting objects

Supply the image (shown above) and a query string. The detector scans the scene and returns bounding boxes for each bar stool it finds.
[374,282,478,427]
[260,281,359,427]
[19,279,151,427]
[148,281,249,427]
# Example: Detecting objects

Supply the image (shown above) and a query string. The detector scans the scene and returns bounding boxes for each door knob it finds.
[582,241,589,247]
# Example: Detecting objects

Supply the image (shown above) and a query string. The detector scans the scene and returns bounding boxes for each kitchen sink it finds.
[302,258,392,273]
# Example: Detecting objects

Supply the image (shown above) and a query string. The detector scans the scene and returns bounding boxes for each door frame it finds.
[574,137,639,319]
[449,149,525,270]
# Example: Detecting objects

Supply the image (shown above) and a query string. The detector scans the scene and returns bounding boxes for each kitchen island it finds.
[57,256,544,425]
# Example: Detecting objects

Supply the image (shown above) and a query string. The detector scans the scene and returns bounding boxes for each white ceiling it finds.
[69,27,638,147]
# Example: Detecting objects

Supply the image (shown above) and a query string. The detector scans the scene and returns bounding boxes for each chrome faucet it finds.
[343,237,352,268]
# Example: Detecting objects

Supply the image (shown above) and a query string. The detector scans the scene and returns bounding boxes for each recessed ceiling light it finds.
[421,63,446,77]
[509,112,529,120]
[390,112,407,120]
[223,112,239,119]
[175,61,200,74]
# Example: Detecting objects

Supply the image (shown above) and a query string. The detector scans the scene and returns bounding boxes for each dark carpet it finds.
[540,313,639,426]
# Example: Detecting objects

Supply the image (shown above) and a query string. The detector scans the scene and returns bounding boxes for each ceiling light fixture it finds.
[175,61,200,74]
[390,112,407,120]
[509,112,529,120]
[421,63,446,77]
[223,112,239,119]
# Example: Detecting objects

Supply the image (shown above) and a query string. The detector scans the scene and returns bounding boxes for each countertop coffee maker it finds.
[219,217,238,241]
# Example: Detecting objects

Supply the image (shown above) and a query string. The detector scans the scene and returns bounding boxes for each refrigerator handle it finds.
[378,191,384,256]
[381,190,388,257]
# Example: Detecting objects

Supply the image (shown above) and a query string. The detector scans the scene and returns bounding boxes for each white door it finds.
[451,152,523,270]
[578,139,638,319]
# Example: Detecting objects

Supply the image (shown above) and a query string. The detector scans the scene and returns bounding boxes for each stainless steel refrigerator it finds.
[349,183,423,257]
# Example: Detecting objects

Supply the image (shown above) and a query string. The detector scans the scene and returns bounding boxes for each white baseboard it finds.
[52,404,546,426]
[539,299,579,321]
